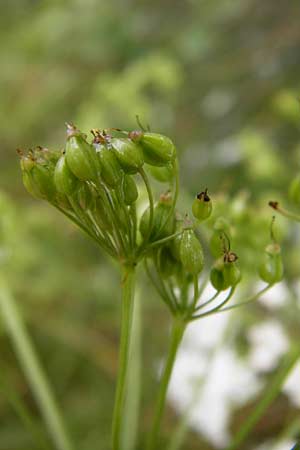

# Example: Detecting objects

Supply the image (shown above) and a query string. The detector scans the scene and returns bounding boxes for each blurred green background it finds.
[1,1,300,449]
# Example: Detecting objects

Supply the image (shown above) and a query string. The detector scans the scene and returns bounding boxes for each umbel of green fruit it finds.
[129,130,176,166]
[192,189,212,222]
[179,228,204,275]
[65,123,98,181]
[259,242,283,284]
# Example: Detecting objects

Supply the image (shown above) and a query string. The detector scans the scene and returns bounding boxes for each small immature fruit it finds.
[65,124,98,181]
[111,138,144,174]
[223,262,241,287]
[180,229,204,275]
[158,246,178,279]
[23,163,56,201]
[129,131,176,166]
[289,173,300,205]
[192,189,212,222]
[210,263,228,291]
[259,243,283,284]
[54,155,79,195]
[147,163,174,183]
[93,196,113,230]
[140,192,175,240]
[93,139,122,188]
[123,175,138,205]
[210,217,231,258]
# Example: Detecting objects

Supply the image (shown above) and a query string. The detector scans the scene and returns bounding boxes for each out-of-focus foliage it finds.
[1,0,300,449]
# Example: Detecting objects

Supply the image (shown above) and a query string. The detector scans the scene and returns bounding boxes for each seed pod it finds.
[123,175,138,205]
[258,243,283,284]
[54,155,79,195]
[129,131,176,166]
[192,189,212,222]
[223,262,241,287]
[210,264,228,291]
[140,192,175,240]
[26,164,56,201]
[289,173,300,205]
[65,125,98,181]
[93,141,123,188]
[158,246,178,279]
[209,217,231,258]
[147,163,174,183]
[111,138,144,174]
[179,229,204,275]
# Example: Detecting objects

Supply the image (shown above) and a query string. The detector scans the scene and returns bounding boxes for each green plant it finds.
[18,123,284,450]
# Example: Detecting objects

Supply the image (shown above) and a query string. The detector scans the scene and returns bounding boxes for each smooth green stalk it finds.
[0,276,74,450]
[146,318,186,450]
[111,265,136,450]
[121,286,142,450]
[225,344,300,450]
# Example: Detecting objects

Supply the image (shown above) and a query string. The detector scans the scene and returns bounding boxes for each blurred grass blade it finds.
[0,276,75,450]
[0,369,51,450]
[121,286,142,450]
[225,344,300,450]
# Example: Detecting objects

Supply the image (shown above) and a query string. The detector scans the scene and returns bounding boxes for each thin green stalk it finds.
[225,344,300,450]
[0,276,74,450]
[146,318,186,450]
[111,265,136,450]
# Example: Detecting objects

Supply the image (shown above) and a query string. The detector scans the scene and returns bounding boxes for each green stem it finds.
[0,276,74,450]
[225,344,300,450]
[146,318,186,450]
[111,265,136,450]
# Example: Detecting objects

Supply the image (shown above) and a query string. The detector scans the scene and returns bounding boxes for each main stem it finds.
[111,265,136,450]
[146,318,186,450]
[0,276,74,450]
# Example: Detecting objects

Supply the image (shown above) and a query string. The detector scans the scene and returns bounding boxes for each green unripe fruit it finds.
[65,125,98,181]
[258,243,283,284]
[147,163,174,183]
[223,262,241,287]
[158,246,178,279]
[123,175,138,205]
[22,171,44,199]
[111,138,144,174]
[209,217,231,258]
[140,193,175,240]
[179,229,204,275]
[94,142,123,188]
[210,265,228,291]
[54,155,79,195]
[289,174,300,204]
[31,165,56,201]
[192,189,212,222]
[129,131,176,166]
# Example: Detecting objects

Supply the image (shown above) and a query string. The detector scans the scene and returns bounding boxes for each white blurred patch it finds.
[258,282,289,309]
[255,439,295,450]
[247,320,289,372]
[283,362,300,408]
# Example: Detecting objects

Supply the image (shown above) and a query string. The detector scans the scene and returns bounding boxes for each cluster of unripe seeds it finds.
[19,124,283,320]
